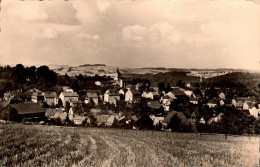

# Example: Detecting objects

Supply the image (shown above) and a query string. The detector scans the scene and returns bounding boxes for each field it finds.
[0,124,259,167]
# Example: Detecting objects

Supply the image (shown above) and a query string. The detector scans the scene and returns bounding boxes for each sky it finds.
[0,0,260,70]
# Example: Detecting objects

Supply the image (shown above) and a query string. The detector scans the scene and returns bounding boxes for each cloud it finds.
[122,25,146,42]
[71,0,96,24]
[122,22,184,44]
[96,1,111,14]
[6,1,48,21]
[76,33,99,40]
[32,28,58,39]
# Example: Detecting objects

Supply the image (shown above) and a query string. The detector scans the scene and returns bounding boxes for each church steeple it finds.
[116,67,121,78]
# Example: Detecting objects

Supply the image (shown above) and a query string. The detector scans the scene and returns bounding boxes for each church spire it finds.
[117,67,121,77]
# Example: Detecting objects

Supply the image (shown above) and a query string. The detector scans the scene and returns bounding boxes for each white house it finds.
[243,102,249,110]
[95,81,102,86]
[146,92,160,100]
[219,99,225,106]
[165,92,177,100]
[59,92,79,106]
[119,88,128,96]
[125,89,141,103]
[31,92,44,103]
[207,99,218,108]
[142,91,149,98]
[218,92,225,100]
[43,92,58,106]
[184,90,193,98]
[189,97,199,105]
[249,107,259,118]
[199,117,206,124]
[104,89,120,105]
[161,95,171,112]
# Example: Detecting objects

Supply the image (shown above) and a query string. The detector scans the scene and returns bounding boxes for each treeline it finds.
[122,71,200,87]
[0,64,112,97]
[205,72,259,97]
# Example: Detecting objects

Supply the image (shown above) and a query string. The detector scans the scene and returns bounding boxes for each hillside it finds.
[0,124,258,167]
[205,72,260,92]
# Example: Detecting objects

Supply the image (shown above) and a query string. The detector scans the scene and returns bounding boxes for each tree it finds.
[168,114,182,132]
[64,101,70,113]
[176,80,185,88]
[157,82,165,92]
[165,83,172,93]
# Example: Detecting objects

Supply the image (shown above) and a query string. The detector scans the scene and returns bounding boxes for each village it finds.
[0,66,259,134]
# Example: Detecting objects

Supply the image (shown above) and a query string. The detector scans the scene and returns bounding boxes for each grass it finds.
[0,124,259,167]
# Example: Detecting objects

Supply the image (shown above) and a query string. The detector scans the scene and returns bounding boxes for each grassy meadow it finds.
[0,124,259,167]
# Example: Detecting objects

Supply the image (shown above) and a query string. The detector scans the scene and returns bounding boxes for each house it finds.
[199,117,206,124]
[208,113,223,125]
[95,81,102,86]
[234,97,248,108]
[188,118,196,124]
[118,78,132,88]
[184,90,193,98]
[146,92,160,100]
[162,111,189,128]
[219,99,225,106]
[130,115,139,122]
[191,110,201,119]
[31,92,44,103]
[3,91,15,101]
[242,101,256,111]
[70,100,82,107]
[141,91,148,98]
[87,90,104,101]
[125,89,141,103]
[207,99,218,108]
[249,106,260,118]
[189,97,199,105]
[218,92,225,100]
[135,83,143,90]
[170,87,187,97]
[73,115,87,125]
[104,89,120,105]
[147,101,163,115]
[62,86,73,93]
[150,87,159,92]
[186,83,191,88]
[85,92,99,105]
[149,114,164,128]
[45,108,63,118]
[28,88,42,94]
[43,92,58,106]
[119,88,128,96]
[0,100,10,108]
[59,92,79,106]
[232,99,237,107]
[19,91,33,101]
[161,95,172,112]
[106,115,116,126]
[0,103,45,121]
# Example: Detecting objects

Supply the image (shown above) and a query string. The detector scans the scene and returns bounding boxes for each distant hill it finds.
[78,64,106,67]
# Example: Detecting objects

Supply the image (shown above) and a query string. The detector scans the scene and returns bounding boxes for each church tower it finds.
[114,67,121,81]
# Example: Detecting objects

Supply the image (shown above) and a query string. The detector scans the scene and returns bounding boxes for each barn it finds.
[0,103,45,122]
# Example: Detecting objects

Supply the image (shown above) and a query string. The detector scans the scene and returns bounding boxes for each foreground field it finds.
[0,124,258,167]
